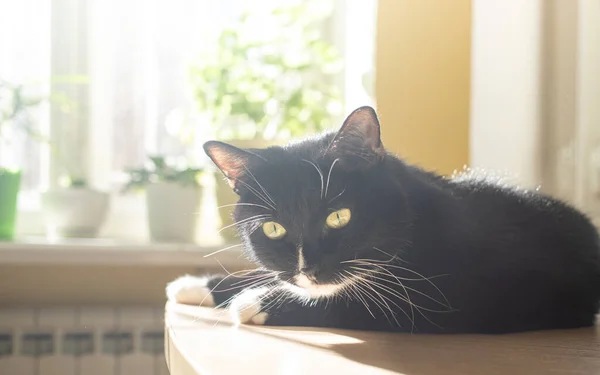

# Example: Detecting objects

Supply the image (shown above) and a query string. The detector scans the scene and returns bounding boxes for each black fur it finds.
[203,106,600,334]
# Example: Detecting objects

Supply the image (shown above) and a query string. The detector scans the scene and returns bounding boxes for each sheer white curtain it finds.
[0,0,51,194]
[88,0,227,191]
[72,0,233,239]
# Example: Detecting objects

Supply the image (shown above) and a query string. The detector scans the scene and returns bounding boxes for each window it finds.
[1,0,376,240]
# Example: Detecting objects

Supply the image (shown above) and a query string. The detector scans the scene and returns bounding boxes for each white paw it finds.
[229,287,270,325]
[166,275,215,307]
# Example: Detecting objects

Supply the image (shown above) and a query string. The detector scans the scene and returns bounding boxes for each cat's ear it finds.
[327,106,385,168]
[203,141,263,192]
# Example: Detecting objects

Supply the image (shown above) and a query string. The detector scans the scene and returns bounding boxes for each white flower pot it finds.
[41,188,110,238]
[146,182,202,243]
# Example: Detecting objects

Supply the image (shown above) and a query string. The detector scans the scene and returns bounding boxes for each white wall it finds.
[470,0,543,187]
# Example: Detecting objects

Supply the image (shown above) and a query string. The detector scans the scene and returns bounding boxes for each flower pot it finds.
[146,182,202,243]
[214,139,283,242]
[41,187,110,238]
[0,169,21,240]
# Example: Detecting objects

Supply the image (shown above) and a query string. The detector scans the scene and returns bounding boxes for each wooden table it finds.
[165,302,600,375]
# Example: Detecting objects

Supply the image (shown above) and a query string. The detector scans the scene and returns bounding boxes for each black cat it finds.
[167,106,600,333]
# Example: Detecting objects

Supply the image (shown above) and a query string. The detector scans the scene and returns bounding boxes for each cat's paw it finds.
[229,287,270,325]
[166,275,215,307]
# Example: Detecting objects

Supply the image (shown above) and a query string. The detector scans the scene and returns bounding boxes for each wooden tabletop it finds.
[165,302,600,375]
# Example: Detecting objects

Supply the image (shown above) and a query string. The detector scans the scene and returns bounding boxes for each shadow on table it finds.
[253,324,600,375]
[169,304,600,375]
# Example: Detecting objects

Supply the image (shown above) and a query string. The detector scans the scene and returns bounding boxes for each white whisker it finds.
[229,272,280,287]
[351,273,420,331]
[341,272,376,318]
[360,262,452,308]
[217,203,271,211]
[347,272,395,325]
[350,272,401,327]
[351,266,451,309]
[343,257,397,265]
[342,259,449,282]
[214,261,263,279]
[356,273,447,330]
[350,267,453,313]
[302,159,324,200]
[327,187,346,204]
[372,247,397,260]
[236,179,276,210]
[350,267,416,329]
[347,270,415,325]
[212,277,275,310]
[354,266,416,322]
[260,287,291,313]
[244,166,276,207]
[212,275,278,297]
[324,158,340,199]
[217,214,271,233]
[203,243,244,258]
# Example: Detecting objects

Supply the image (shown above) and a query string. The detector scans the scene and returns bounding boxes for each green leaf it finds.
[149,156,166,169]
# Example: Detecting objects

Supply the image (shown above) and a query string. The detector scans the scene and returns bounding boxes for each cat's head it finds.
[204,106,410,299]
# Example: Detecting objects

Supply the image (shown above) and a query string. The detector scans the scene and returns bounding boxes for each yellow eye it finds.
[262,221,287,240]
[326,208,352,229]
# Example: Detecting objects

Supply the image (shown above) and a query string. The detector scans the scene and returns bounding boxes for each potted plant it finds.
[0,168,20,240]
[124,156,204,243]
[40,177,110,238]
[188,1,343,240]
[1,76,87,240]
[0,79,45,240]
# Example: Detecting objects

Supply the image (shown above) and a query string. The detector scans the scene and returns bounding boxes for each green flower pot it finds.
[0,169,21,240]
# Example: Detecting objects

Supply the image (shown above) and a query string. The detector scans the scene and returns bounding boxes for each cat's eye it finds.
[262,221,287,240]
[326,208,352,229]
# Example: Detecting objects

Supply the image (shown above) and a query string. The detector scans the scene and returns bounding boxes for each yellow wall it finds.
[376,0,471,175]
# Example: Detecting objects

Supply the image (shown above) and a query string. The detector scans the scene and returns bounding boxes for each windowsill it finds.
[0,237,250,267]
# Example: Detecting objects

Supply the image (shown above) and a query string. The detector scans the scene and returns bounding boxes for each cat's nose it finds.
[300,266,318,280]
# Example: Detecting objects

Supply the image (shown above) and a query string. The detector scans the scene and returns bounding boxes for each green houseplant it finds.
[190,2,341,141]
[188,1,343,240]
[0,168,20,240]
[0,79,46,240]
[124,156,204,243]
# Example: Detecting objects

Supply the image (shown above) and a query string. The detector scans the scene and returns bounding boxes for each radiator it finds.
[0,307,170,375]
